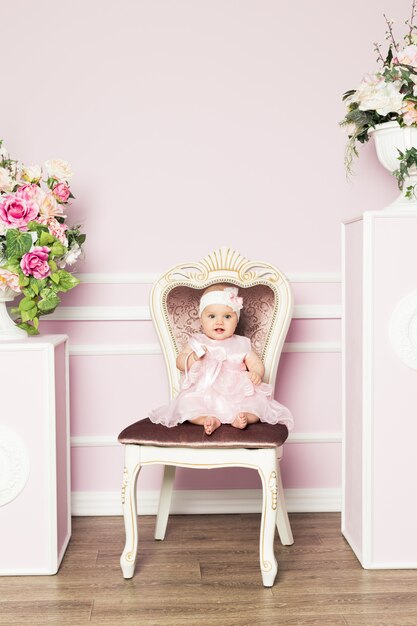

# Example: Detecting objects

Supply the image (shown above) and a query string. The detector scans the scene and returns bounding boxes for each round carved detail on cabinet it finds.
[0,424,30,507]
[389,290,417,371]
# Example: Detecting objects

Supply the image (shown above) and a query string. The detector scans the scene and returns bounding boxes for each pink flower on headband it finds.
[224,288,243,311]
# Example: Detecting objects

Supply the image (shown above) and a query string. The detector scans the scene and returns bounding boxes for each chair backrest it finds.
[150,247,293,399]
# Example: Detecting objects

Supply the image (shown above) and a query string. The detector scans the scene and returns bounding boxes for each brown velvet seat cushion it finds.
[118,418,289,449]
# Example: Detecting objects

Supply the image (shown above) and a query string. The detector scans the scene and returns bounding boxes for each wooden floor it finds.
[1,513,417,625]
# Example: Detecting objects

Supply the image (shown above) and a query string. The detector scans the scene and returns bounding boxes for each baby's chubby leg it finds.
[231,412,260,429]
[190,415,221,435]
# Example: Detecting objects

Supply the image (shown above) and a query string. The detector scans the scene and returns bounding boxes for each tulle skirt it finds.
[149,358,293,429]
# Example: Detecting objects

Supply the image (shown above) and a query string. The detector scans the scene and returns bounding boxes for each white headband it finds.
[199,287,243,319]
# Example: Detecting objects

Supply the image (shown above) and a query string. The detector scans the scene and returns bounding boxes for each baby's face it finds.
[200,304,238,340]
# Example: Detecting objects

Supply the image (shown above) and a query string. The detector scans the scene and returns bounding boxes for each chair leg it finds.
[154,464,176,540]
[258,449,278,587]
[275,463,294,546]
[120,445,141,578]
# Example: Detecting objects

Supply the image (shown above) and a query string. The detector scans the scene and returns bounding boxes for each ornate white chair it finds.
[118,247,294,586]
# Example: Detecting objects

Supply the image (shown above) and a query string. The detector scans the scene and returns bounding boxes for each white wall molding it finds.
[47,304,341,322]
[69,341,341,357]
[76,272,341,285]
[70,432,342,448]
[47,306,149,321]
[71,487,341,516]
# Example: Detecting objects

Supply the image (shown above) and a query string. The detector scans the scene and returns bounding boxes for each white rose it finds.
[353,74,404,116]
[21,163,42,183]
[44,159,73,182]
[0,166,13,192]
[395,44,417,68]
[38,190,65,218]
[410,73,417,96]
[57,243,82,268]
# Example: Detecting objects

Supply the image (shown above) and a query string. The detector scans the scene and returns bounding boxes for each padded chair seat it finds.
[118,418,289,449]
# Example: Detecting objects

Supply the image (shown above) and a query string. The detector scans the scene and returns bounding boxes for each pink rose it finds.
[0,194,39,229]
[20,246,51,280]
[36,215,68,245]
[52,182,71,203]
[16,183,40,202]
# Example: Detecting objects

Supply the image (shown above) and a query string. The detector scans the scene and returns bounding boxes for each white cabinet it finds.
[342,211,417,568]
[0,335,71,575]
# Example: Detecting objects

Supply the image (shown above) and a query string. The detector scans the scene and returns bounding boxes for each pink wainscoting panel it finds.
[280,443,342,489]
[67,351,341,439]
[69,354,169,436]
[285,320,341,343]
[276,353,342,433]
[70,446,174,492]
[41,321,161,345]
[291,283,341,305]
[71,443,341,492]
[59,283,151,307]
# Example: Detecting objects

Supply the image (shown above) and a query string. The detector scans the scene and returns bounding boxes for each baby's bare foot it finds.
[231,412,248,429]
[204,416,221,435]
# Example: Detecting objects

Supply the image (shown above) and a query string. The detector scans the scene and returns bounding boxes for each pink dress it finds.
[149,333,293,429]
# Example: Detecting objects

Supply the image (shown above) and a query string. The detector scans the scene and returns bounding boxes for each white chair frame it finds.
[120,247,294,586]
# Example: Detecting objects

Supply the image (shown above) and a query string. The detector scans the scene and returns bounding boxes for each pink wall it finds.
[1,0,403,499]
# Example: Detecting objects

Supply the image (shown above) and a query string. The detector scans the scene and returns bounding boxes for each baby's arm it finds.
[244,350,265,385]
[176,343,206,372]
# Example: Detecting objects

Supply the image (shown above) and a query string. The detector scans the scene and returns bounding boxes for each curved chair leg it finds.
[275,463,294,546]
[258,449,278,587]
[155,464,176,540]
[120,445,141,578]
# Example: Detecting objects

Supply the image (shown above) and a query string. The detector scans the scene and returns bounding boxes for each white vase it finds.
[369,121,417,210]
[0,287,26,341]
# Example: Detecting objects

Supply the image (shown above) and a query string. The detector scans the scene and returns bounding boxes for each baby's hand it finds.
[248,371,262,385]
[193,345,207,361]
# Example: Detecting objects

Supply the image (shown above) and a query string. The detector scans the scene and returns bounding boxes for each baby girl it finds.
[149,285,293,435]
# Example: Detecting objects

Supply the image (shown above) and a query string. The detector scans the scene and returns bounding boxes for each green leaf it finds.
[19,297,36,312]
[53,270,80,292]
[29,277,43,295]
[19,274,30,287]
[22,286,36,298]
[50,241,66,257]
[5,229,32,259]
[17,321,39,336]
[21,306,38,322]
[39,231,56,246]
[33,316,39,330]
[50,272,60,285]
[38,289,60,313]
[27,220,47,236]
[49,259,57,272]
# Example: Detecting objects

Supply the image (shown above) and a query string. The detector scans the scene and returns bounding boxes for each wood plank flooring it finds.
[1,513,417,625]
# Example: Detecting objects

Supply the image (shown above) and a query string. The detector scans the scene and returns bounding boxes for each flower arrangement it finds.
[0,139,85,335]
[340,1,417,179]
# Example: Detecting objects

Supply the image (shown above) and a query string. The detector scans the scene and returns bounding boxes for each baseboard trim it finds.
[71,487,341,516]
